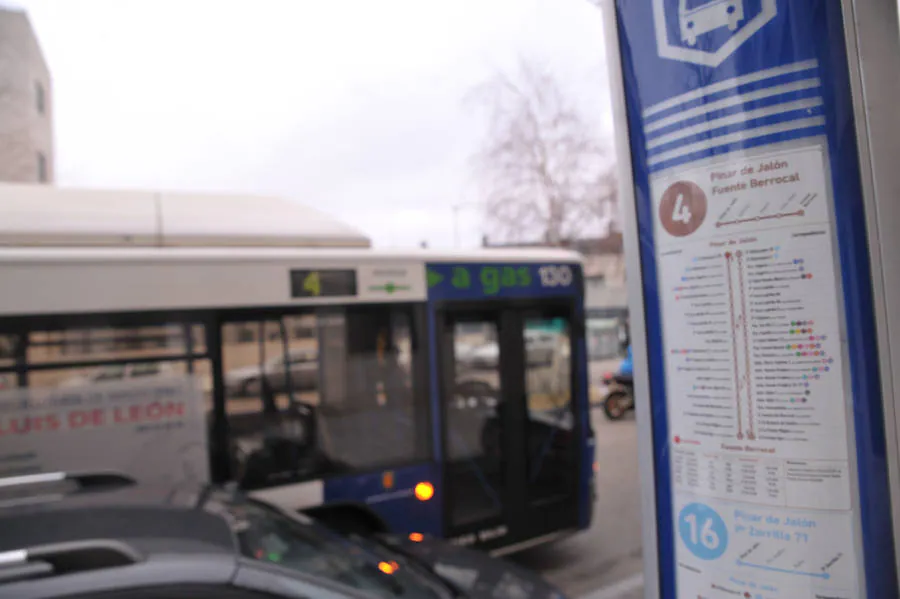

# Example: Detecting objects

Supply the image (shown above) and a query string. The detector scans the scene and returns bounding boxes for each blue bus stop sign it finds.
[607,1,898,598]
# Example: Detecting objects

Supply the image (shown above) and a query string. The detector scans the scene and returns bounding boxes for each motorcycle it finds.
[601,372,634,420]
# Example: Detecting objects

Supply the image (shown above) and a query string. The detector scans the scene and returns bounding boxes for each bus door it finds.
[438,303,580,549]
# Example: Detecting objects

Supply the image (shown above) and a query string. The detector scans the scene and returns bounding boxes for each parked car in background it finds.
[224,347,318,397]
[458,330,561,370]
[0,473,568,599]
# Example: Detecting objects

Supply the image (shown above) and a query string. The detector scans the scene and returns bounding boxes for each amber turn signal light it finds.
[414,481,434,501]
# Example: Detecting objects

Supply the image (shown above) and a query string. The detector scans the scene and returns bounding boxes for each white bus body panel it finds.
[0,248,583,316]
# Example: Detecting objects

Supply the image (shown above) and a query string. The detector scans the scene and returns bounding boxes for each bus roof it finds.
[0,184,371,248]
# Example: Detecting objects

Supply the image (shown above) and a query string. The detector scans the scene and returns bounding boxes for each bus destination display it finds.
[290,269,357,298]
[425,263,577,301]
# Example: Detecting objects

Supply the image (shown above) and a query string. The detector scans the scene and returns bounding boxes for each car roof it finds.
[0,480,241,598]
[0,482,236,552]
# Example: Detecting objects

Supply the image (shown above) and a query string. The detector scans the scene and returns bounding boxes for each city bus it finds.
[0,185,595,554]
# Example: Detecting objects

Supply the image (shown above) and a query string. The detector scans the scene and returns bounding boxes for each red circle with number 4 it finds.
[659,180,707,237]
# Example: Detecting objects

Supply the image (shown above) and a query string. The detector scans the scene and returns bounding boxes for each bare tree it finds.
[466,58,617,245]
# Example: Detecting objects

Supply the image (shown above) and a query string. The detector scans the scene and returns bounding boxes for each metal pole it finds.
[601,3,660,597]
[453,202,482,248]
[842,0,900,589]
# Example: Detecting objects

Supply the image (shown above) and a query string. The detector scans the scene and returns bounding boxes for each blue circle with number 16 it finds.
[678,503,728,560]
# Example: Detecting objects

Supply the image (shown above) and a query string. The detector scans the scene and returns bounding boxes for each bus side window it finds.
[319,307,423,470]
[0,334,20,389]
[0,334,17,366]
[26,324,200,366]
[222,318,322,489]
[221,307,429,491]
[20,324,207,392]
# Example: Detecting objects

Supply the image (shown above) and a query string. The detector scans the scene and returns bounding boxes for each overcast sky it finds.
[13,0,612,248]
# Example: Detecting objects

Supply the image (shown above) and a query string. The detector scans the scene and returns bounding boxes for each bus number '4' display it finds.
[290,269,357,298]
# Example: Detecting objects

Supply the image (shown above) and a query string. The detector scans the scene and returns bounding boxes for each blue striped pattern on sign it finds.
[642,59,826,173]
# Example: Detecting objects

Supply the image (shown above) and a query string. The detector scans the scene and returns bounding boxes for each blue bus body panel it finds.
[324,463,442,537]
[427,261,594,534]
[425,303,444,537]
[324,261,594,540]
[615,1,895,597]
[572,278,594,531]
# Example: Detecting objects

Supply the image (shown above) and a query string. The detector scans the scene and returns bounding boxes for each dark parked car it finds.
[0,473,567,599]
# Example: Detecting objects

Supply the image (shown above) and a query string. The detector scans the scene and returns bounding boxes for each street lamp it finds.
[451,202,480,248]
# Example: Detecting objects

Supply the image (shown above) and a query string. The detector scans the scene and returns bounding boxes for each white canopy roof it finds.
[0,184,371,248]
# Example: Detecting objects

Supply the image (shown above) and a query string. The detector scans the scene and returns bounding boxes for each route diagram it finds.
[737,250,755,440]
[724,251,744,439]
[736,559,831,580]
[725,250,754,440]
[717,209,805,228]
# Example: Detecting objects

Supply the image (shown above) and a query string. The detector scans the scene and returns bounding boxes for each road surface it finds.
[511,406,643,598]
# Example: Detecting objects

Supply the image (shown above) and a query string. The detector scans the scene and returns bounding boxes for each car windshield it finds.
[224,498,448,599]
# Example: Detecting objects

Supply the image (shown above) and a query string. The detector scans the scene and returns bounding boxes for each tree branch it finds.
[466,58,617,244]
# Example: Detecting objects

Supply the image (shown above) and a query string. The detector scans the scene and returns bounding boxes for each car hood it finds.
[380,535,566,599]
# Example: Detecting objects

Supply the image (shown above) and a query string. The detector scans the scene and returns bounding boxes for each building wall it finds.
[0,8,53,184]
[584,253,626,287]
[584,253,627,310]
[585,278,628,310]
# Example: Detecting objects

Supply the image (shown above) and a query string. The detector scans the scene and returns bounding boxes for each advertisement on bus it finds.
[0,375,209,487]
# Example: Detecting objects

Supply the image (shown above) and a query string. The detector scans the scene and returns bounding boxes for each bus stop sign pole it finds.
[603,1,900,598]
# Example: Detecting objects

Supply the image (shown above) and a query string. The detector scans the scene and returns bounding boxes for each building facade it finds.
[566,233,627,312]
[0,7,53,184]
[482,231,628,311]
